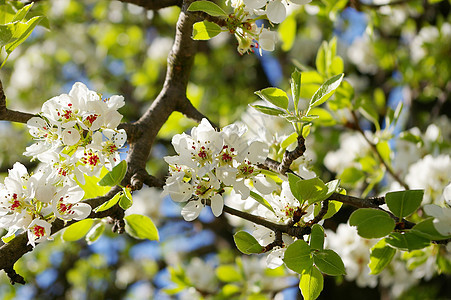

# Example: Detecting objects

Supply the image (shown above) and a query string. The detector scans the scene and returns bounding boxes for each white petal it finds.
[72,203,92,220]
[181,200,203,221]
[243,0,267,9]
[210,194,224,217]
[443,183,451,206]
[424,204,443,218]
[266,0,287,24]
[259,29,277,51]
[266,247,286,269]
[62,128,81,146]
[253,175,277,195]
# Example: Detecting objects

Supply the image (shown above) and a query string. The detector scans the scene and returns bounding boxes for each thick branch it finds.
[279,134,306,175]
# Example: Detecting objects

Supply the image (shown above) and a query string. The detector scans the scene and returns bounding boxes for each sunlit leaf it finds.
[233,231,263,254]
[349,208,395,238]
[125,214,159,241]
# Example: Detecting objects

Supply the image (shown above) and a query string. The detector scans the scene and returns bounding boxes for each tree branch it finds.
[0,79,35,124]
[116,0,183,10]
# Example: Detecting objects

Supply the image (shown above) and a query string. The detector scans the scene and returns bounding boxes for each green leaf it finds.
[250,191,274,212]
[283,240,313,274]
[291,69,302,111]
[233,231,263,254]
[192,21,222,40]
[255,87,289,109]
[0,24,16,46]
[356,97,380,131]
[376,141,391,165]
[315,41,327,76]
[300,115,319,122]
[4,16,44,54]
[251,104,285,116]
[216,265,242,282]
[310,224,324,250]
[411,218,449,240]
[330,56,344,75]
[313,249,346,276]
[187,1,227,17]
[325,179,340,198]
[281,132,298,149]
[62,219,94,242]
[339,167,365,185]
[288,175,328,205]
[316,200,342,220]
[385,190,424,218]
[85,222,105,245]
[98,160,127,187]
[349,208,395,238]
[119,192,133,210]
[278,14,296,51]
[310,73,344,108]
[94,192,122,212]
[299,266,323,300]
[11,3,33,22]
[76,169,111,199]
[309,107,336,126]
[125,214,159,241]
[385,232,431,251]
[368,239,396,275]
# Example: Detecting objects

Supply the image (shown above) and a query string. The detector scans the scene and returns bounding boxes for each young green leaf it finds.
[313,249,346,276]
[349,208,395,238]
[125,214,159,241]
[251,104,285,116]
[310,73,344,108]
[192,21,222,40]
[4,16,44,55]
[368,239,396,275]
[255,87,289,109]
[283,240,313,274]
[187,1,228,17]
[85,222,105,245]
[119,192,133,210]
[310,224,324,251]
[250,191,274,212]
[385,190,424,219]
[299,266,324,300]
[94,192,122,212]
[281,132,298,149]
[315,200,342,220]
[291,69,302,112]
[233,231,263,254]
[216,265,243,282]
[62,219,94,242]
[98,160,127,187]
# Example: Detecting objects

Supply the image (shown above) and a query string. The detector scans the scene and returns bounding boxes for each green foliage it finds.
[192,21,222,40]
[299,266,323,300]
[233,231,263,254]
[349,208,395,238]
[368,239,396,275]
[250,191,274,212]
[283,240,313,274]
[312,249,346,276]
[385,232,431,251]
[85,222,105,245]
[309,73,344,109]
[288,174,329,205]
[187,1,228,17]
[98,160,127,187]
[310,224,324,251]
[255,87,289,110]
[62,219,94,242]
[124,214,159,241]
[385,190,424,218]
[411,218,450,240]
[0,3,45,68]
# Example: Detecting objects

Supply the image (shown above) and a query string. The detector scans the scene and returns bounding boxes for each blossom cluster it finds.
[0,82,127,247]
[226,0,312,54]
[164,119,271,221]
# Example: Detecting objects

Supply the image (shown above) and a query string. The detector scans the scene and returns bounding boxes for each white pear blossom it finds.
[27,219,53,247]
[423,204,451,236]
[164,118,272,221]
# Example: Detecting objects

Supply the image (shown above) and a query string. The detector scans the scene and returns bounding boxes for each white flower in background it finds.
[325,224,378,288]
[379,255,419,298]
[185,258,218,293]
[443,183,451,207]
[324,132,370,174]
[405,154,451,204]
